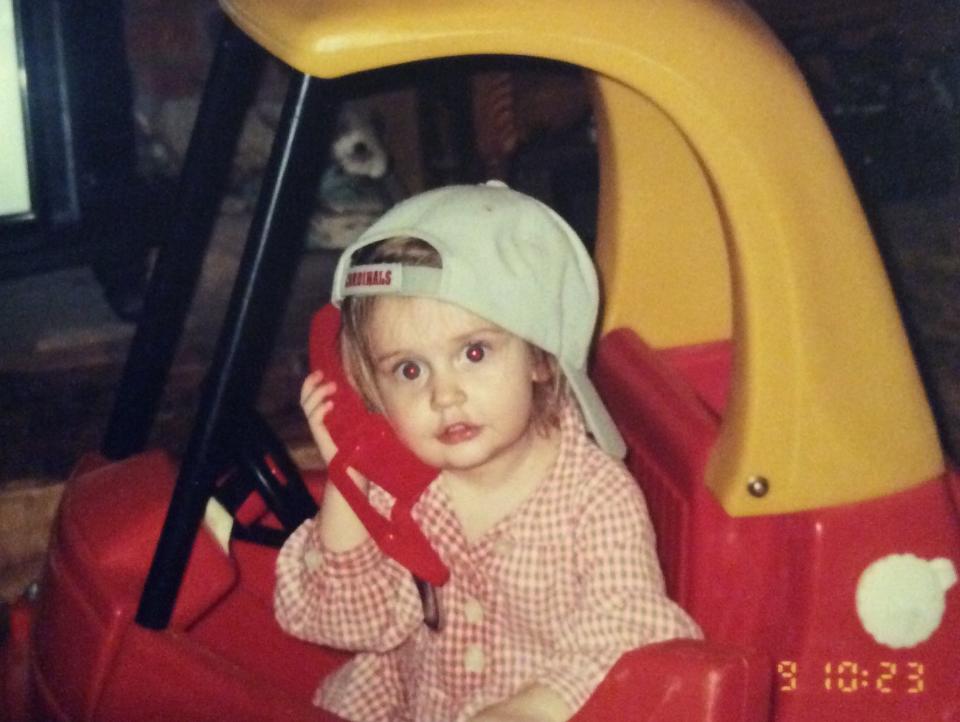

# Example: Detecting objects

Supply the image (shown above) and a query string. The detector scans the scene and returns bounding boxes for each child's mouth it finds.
[437,423,480,444]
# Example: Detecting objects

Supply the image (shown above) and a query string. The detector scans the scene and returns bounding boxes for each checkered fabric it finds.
[275,403,701,722]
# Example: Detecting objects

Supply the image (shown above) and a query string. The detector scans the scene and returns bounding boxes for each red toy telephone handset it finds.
[308,304,450,594]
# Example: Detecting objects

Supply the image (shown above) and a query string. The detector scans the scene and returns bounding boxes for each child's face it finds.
[365,296,550,477]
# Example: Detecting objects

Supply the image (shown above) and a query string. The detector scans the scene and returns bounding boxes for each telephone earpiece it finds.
[308,304,449,590]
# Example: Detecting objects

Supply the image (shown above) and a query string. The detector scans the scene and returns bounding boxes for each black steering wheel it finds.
[216,408,319,547]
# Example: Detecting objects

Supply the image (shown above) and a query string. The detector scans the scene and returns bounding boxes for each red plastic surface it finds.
[657,339,732,417]
[2,597,35,721]
[29,452,348,721]
[594,328,960,722]
[574,640,770,721]
[19,432,768,720]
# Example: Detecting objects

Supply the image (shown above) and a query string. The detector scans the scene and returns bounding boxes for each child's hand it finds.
[466,684,572,722]
[467,710,559,722]
[303,369,372,548]
[467,713,537,722]
[301,370,338,465]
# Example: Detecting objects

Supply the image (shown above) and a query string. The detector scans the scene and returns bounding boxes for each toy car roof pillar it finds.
[136,49,336,630]
[220,0,943,516]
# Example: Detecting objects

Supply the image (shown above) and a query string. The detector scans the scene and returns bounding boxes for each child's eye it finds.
[464,343,486,363]
[397,361,422,381]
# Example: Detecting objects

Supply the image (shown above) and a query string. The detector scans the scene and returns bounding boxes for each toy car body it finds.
[4,0,957,720]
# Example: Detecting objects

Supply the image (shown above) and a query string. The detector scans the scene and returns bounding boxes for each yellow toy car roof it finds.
[219,0,944,516]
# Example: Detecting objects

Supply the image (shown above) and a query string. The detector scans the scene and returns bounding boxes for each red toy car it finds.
[4,1,957,720]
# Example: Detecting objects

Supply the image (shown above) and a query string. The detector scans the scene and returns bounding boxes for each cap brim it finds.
[562,364,627,459]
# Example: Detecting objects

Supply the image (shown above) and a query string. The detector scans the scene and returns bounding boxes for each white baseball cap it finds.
[331,181,626,458]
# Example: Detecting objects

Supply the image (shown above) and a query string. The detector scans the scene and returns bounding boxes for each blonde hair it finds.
[340,237,566,433]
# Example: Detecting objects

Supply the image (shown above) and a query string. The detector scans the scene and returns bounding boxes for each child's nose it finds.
[430,371,466,409]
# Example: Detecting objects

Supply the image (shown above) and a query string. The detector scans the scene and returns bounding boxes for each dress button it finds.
[303,549,323,571]
[464,644,485,673]
[464,597,484,624]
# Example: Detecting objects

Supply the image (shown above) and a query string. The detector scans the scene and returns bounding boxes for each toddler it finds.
[275,182,700,722]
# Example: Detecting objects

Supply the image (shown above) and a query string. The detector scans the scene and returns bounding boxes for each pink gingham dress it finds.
[275,403,701,722]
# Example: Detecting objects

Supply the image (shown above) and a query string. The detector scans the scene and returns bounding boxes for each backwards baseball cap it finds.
[331,181,627,459]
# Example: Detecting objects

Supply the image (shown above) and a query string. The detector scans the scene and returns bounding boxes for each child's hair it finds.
[340,237,567,435]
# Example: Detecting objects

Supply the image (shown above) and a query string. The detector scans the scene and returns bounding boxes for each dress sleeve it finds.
[535,464,702,712]
[273,515,424,652]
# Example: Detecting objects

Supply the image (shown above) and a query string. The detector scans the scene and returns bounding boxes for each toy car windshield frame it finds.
[221,0,942,517]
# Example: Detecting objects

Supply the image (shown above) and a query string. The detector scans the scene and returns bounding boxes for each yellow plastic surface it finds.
[219,0,944,515]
